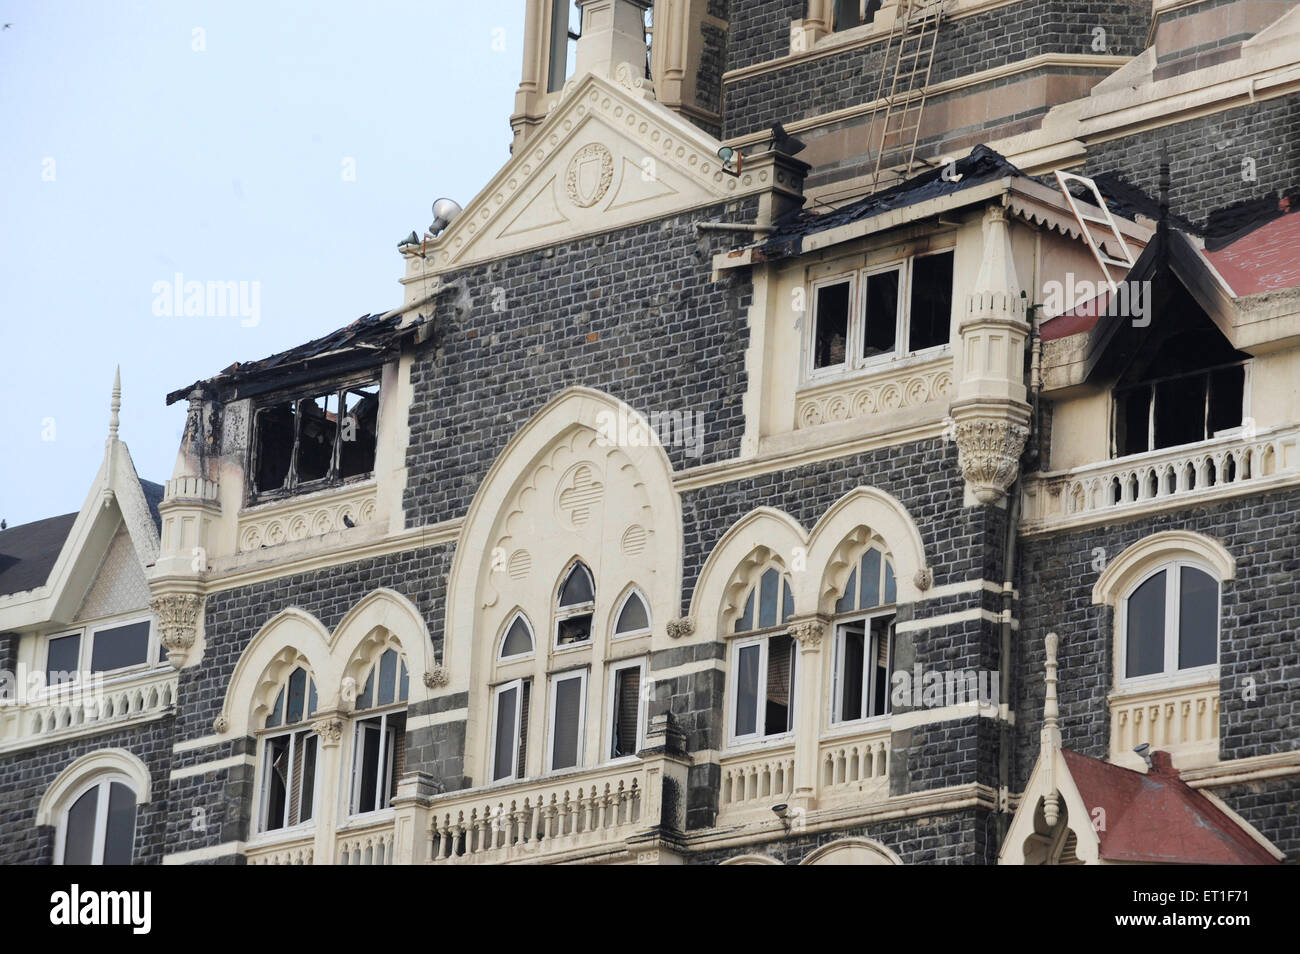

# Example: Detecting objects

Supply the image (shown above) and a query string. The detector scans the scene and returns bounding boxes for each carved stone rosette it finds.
[953,419,1029,504]
[913,567,934,592]
[149,592,204,669]
[788,618,827,650]
[666,617,694,640]
[312,717,345,747]
[423,667,450,690]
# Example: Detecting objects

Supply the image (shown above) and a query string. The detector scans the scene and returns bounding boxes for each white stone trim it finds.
[169,754,254,782]
[37,748,153,827]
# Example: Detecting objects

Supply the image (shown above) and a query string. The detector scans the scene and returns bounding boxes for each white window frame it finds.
[347,707,403,818]
[829,609,896,728]
[554,562,596,651]
[54,773,136,865]
[1118,559,1221,689]
[611,587,652,640]
[804,249,955,384]
[498,610,536,661]
[606,657,648,762]
[255,726,320,836]
[727,632,797,747]
[40,613,160,691]
[546,668,589,773]
[489,678,528,784]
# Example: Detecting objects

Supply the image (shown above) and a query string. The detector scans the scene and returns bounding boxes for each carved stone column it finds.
[788,615,829,812]
[149,592,204,669]
[310,714,346,864]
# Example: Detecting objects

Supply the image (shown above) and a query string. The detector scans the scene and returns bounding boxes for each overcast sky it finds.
[0,1,522,527]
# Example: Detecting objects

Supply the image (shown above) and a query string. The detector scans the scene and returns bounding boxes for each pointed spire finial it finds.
[108,365,122,443]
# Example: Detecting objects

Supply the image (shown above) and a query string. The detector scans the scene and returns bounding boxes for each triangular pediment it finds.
[416,72,774,273]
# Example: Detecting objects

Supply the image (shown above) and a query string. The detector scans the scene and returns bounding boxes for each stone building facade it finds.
[2,0,1297,865]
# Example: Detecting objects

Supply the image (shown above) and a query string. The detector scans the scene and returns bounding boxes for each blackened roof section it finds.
[140,479,164,533]
[0,512,78,597]
[165,312,419,405]
[754,145,1023,261]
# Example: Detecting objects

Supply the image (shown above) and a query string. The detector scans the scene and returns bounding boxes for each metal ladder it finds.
[866,0,948,192]
[1054,170,1137,294]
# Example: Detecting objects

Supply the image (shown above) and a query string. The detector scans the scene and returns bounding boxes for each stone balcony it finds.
[0,668,177,755]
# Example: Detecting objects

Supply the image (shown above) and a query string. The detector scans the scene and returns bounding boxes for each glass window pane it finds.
[298,734,317,823]
[286,667,307,724]
[1126,571,1167,678]
[870,615,894,717]
[611,667,641,758]
[551,676,584,770]
[765,635,795,735]
[783,580,795,621]
[909,252,954,352]
[353,720,381,813]
[63,786,99,865]
[90,621,150,674]
[398,660,409,702]
[493,687,518,781]
[265,687,285,729]
[814,282,850,369]
[862,270,899,358]
[295,392,338,483]
[734,645,760,737]
[836,568,858,614]
[356,669,375,711]
[860,549,882,609]
[103,782,136,865]
[758,568,779,629]
[262,735,290,831]
[884,560,896,604]
[559,564,594,606]
[46,634,81,686]
[378,650,397,707]
[615,592,649,634]
[736,590,755,633]
[502,616,533,657]
[307,678,317,718]
[1178,567,1218,669]
[839,623,866,722]
[254,402,295,493]
[339,384,380,479]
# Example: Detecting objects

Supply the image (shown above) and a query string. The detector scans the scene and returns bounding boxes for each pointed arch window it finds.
[832,547,896,725]
[729,566,797,744]
[556,562,595,648]
[258,666,319,833]
[500,613,535,659]
[349,648,409,816]
[613,589,651,638]
[56,776,136,865]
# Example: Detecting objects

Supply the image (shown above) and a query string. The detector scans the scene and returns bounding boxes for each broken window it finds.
[613,589,651,637]
[813,280,850,369]
[730,566,798,743]
[58,778,136,865]
[555,562,595,647]
[251,378,380,496]
[833,0,882,30]
[258,666,319,832]
[909,251,954,352]
[547,669,587,771]
[1123,562,1219,681]
[491,678,530,781]
[862,268,901,359]
[609,659,646,759]
[1114,363,1246,457]
[831,546,897,722]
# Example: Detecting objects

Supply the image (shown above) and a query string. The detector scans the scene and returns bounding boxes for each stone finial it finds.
[1042,631,1062,827]
[423,667,450,690]
[107,365,121,444]
[666,617,694,640]
[150,592,204,669]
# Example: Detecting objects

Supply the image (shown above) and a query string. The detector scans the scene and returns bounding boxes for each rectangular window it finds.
[349,711,406,815]
[46,633,82,686]
[259,728,318,832]
[731,634,797,743]
[909,252,954,352]
[813,280,851,370]
[491,679,530,782]
[251,378,381,497]
[548,670,588,772]
[833,0,881,30]
[1113,363,1245,457]
[861,267,901,359]
[608,659,646,760]
[832,614,894,724]
[89,621,151,674]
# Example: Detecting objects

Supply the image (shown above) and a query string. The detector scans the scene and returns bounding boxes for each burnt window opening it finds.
[834,0,882,31]
[1114,363,1246,457]
[251,378,380,497]
[813,280,850,369]
[909,251,954,352]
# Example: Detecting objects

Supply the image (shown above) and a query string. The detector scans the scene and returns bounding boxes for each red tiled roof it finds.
[1039,288,1113,340]
[1061,749,1279,865]
[1205,210,1300,296]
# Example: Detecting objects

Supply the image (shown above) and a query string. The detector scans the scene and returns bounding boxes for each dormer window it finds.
[250,378,379,498]
[809,250,954,378]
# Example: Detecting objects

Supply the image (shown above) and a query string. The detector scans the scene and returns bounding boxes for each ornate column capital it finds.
[311,716,345,747]
[953,417,1029,505]
[149,591,204,669]
[787,616,829,651]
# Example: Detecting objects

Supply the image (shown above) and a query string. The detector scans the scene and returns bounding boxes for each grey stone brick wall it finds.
[689,805,998,863]
[1212,775,1300,861]
[1083,93,1300,228]
[725,0,805,73]
[403,201,756,528]
[0,718,176,865]
[1015,485,1300,793]
[406,691,471,791]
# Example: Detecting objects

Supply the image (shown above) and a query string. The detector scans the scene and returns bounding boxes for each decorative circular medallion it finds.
[565,143,615,209]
